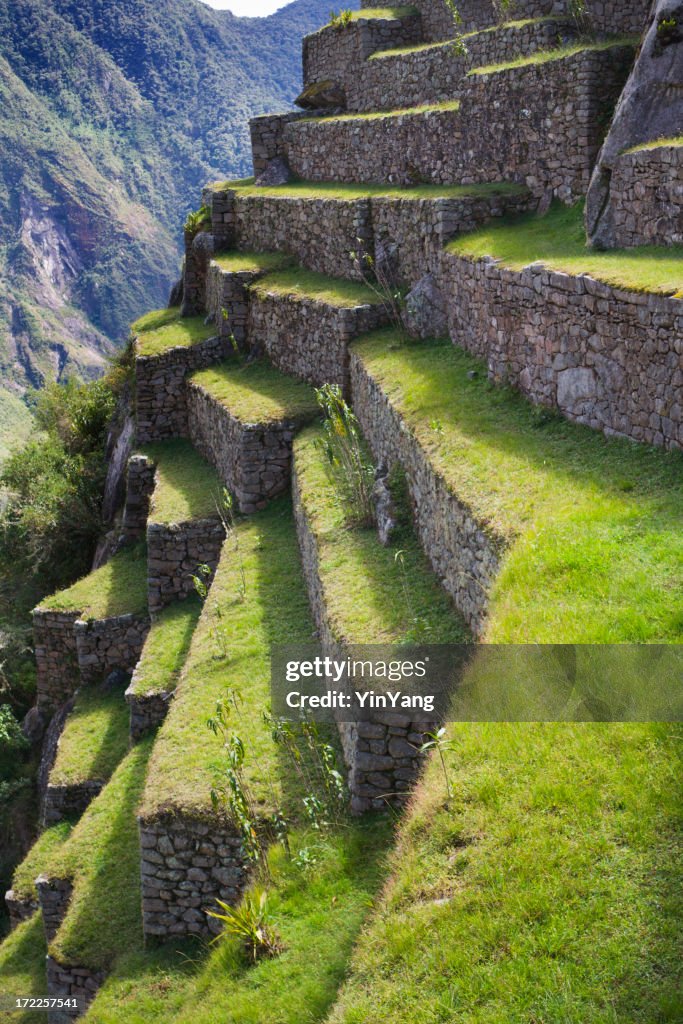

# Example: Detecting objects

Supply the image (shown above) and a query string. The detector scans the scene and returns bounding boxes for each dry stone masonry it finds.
[74,614,150,687]
[42,781,103,828]
[119,454,156,544]
[139,816,248,939]
[601,145,683,247]
[34,611,81,712]
[147,519,225,614]
[441,252,683,449]
[45,957,105,1023]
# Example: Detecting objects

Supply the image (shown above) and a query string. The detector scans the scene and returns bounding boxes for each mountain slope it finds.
[0,0,334,449]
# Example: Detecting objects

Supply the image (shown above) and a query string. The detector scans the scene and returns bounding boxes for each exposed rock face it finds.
[254,156,292,187]
[402,274,449,339]
[586,0,683,247]
[295,79,346,111]
[372,463,397,547]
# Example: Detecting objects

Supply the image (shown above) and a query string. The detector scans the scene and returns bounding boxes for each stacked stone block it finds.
[46,957,105,1023]
[126,686,173,741]
[119,454,156,544]
[187,379,310,513]
[74,614,150,686]
[43,781,104,828]
[4,889,38,928]
[135,333,229,443]
[139,816,247,939]
[147,519,225,613]
[205,263,257,348]
[441,252,683,450]
[34,611,81,712]
[247,289,388,389]
[36,875,73,942]
[283,46,633,201]
[604,146,683,248]
[292,463,436,813]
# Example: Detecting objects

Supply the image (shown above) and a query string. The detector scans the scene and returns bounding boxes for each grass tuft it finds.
[469,36,637,76]
[10,822,73,902]
[48,684,130,788]
[127,599,201,699]
[141,439,223,524]
[135,316,216,359]
[250,268,385,308]
[218,179,527,202]
[306,100,460,123]
[212,251,292,275]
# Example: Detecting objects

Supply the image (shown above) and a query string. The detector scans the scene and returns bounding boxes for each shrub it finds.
[184,204,211,238]
[207,888,283,961]
[328,8,353,29]
[314,384,375,529]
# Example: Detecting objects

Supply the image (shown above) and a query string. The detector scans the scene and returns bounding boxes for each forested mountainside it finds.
[0,0,333,450]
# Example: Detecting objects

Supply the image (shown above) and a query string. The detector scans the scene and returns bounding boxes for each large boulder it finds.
[254,156,291,187]
[586,0,683,247]
[295,79,345,111]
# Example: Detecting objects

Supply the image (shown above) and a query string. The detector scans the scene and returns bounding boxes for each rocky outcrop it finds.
[586,0,683,247]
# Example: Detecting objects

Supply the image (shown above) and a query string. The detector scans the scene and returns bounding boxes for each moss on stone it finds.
[11,823,73,902]
[469,36,637,76]
[39,543,148,619]
[212,251,292,275]
[190,359,318,426]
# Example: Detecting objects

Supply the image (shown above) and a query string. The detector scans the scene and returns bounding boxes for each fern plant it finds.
[207,888,283,961]
[184,204,211,238]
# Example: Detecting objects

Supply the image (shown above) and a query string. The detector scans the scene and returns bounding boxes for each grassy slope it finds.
[449,202,683,295]
[224,179,527,201]
[190,359,318,425]
[127,599,201,698]
[0,915,48,1024]
[294,426,468,643]
[48,686,129,789]
[48,740,153,970]
[354,331,683,643]
[212,251,291,274]
[10,822,73,902]
[306,100,461,122]
[134,315,216,358]
[139,497,315,821]
[141,439,222,524]
[251,269,385,308]
[39,543,148,619]
[327,723,682,1024]
[469,36,637,75]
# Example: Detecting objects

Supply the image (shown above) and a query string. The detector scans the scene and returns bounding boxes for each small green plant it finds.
[266,712,347,828]
[443,0,468,56]
[658,16,678,32]
[492,0,514,23]
[191,563,212,600]
[328,7,353,28]
[567,0,592,35]
[349,238,405,331]
[315,384,375,529]
[215,489,247,602]
[394,549,429,641]
[184,204,211,238]
[206,888,283,961]
[419,726,455,800]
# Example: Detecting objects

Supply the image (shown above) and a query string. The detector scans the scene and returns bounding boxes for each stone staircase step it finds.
[131,439,225,614]
[205,250,291,349]
[187,358,318,513]
[275,41,634,200]
[292,424,468,813]
[133,309,227,443]
[246,268,389,388]
[350,17,577,112]
[204,180,532,287]
[125,599,202,741]
[42,682,129,826]
[33,545,150,712]
[349,329,683,642]
[138,498,313,941]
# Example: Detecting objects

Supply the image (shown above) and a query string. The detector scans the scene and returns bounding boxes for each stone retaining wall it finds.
[338,17,576,112]
[46,956,105,1023]
[187,380,305,513]
[441,252,683,450]
[74,614,150,686]
[350,350,505,634]
[359,0,647,41]
[4,890,38,928]
[36,875,73,942]
[139,815,247,939]
[135,333,229,443]
[292,462,436,814]
[303,11,422,102]
[34,611,81,712]
[126,686,173,741]
[249,112,309,177]
[284,46,632,201]
[147,519,225,614]
[181,230,213,317]
[120,455,155,544]
[605,146,683,248]
[42,781,103,828]
[205,264,258,348]
[247,291,388,389]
